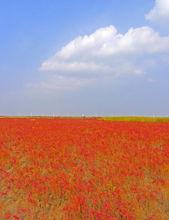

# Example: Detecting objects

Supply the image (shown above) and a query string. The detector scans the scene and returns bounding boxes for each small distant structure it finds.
[81,114,85,118]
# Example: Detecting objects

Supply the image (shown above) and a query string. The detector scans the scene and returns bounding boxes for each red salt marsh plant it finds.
[0,117,169,219]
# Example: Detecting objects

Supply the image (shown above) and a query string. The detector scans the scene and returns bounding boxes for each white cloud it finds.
[146,0,169,22]
[39,25,169,90]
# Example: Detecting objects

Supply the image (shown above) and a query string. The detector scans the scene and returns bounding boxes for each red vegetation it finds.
[0,118,169,219]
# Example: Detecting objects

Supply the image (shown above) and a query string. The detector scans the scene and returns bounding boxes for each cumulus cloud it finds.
[146,0,169,22]
[39,25,169,90]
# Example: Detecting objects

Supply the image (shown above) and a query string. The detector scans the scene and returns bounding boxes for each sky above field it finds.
[0,0,169,116]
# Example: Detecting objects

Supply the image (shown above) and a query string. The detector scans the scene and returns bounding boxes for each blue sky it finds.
[0,0,169,116]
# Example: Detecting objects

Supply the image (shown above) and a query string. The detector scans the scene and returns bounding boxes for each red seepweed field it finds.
[0,117,169,219]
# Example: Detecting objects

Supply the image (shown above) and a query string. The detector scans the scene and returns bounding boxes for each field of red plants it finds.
[0,117,169,219]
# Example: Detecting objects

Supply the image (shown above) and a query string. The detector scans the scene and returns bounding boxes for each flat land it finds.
[0,117,169,219]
